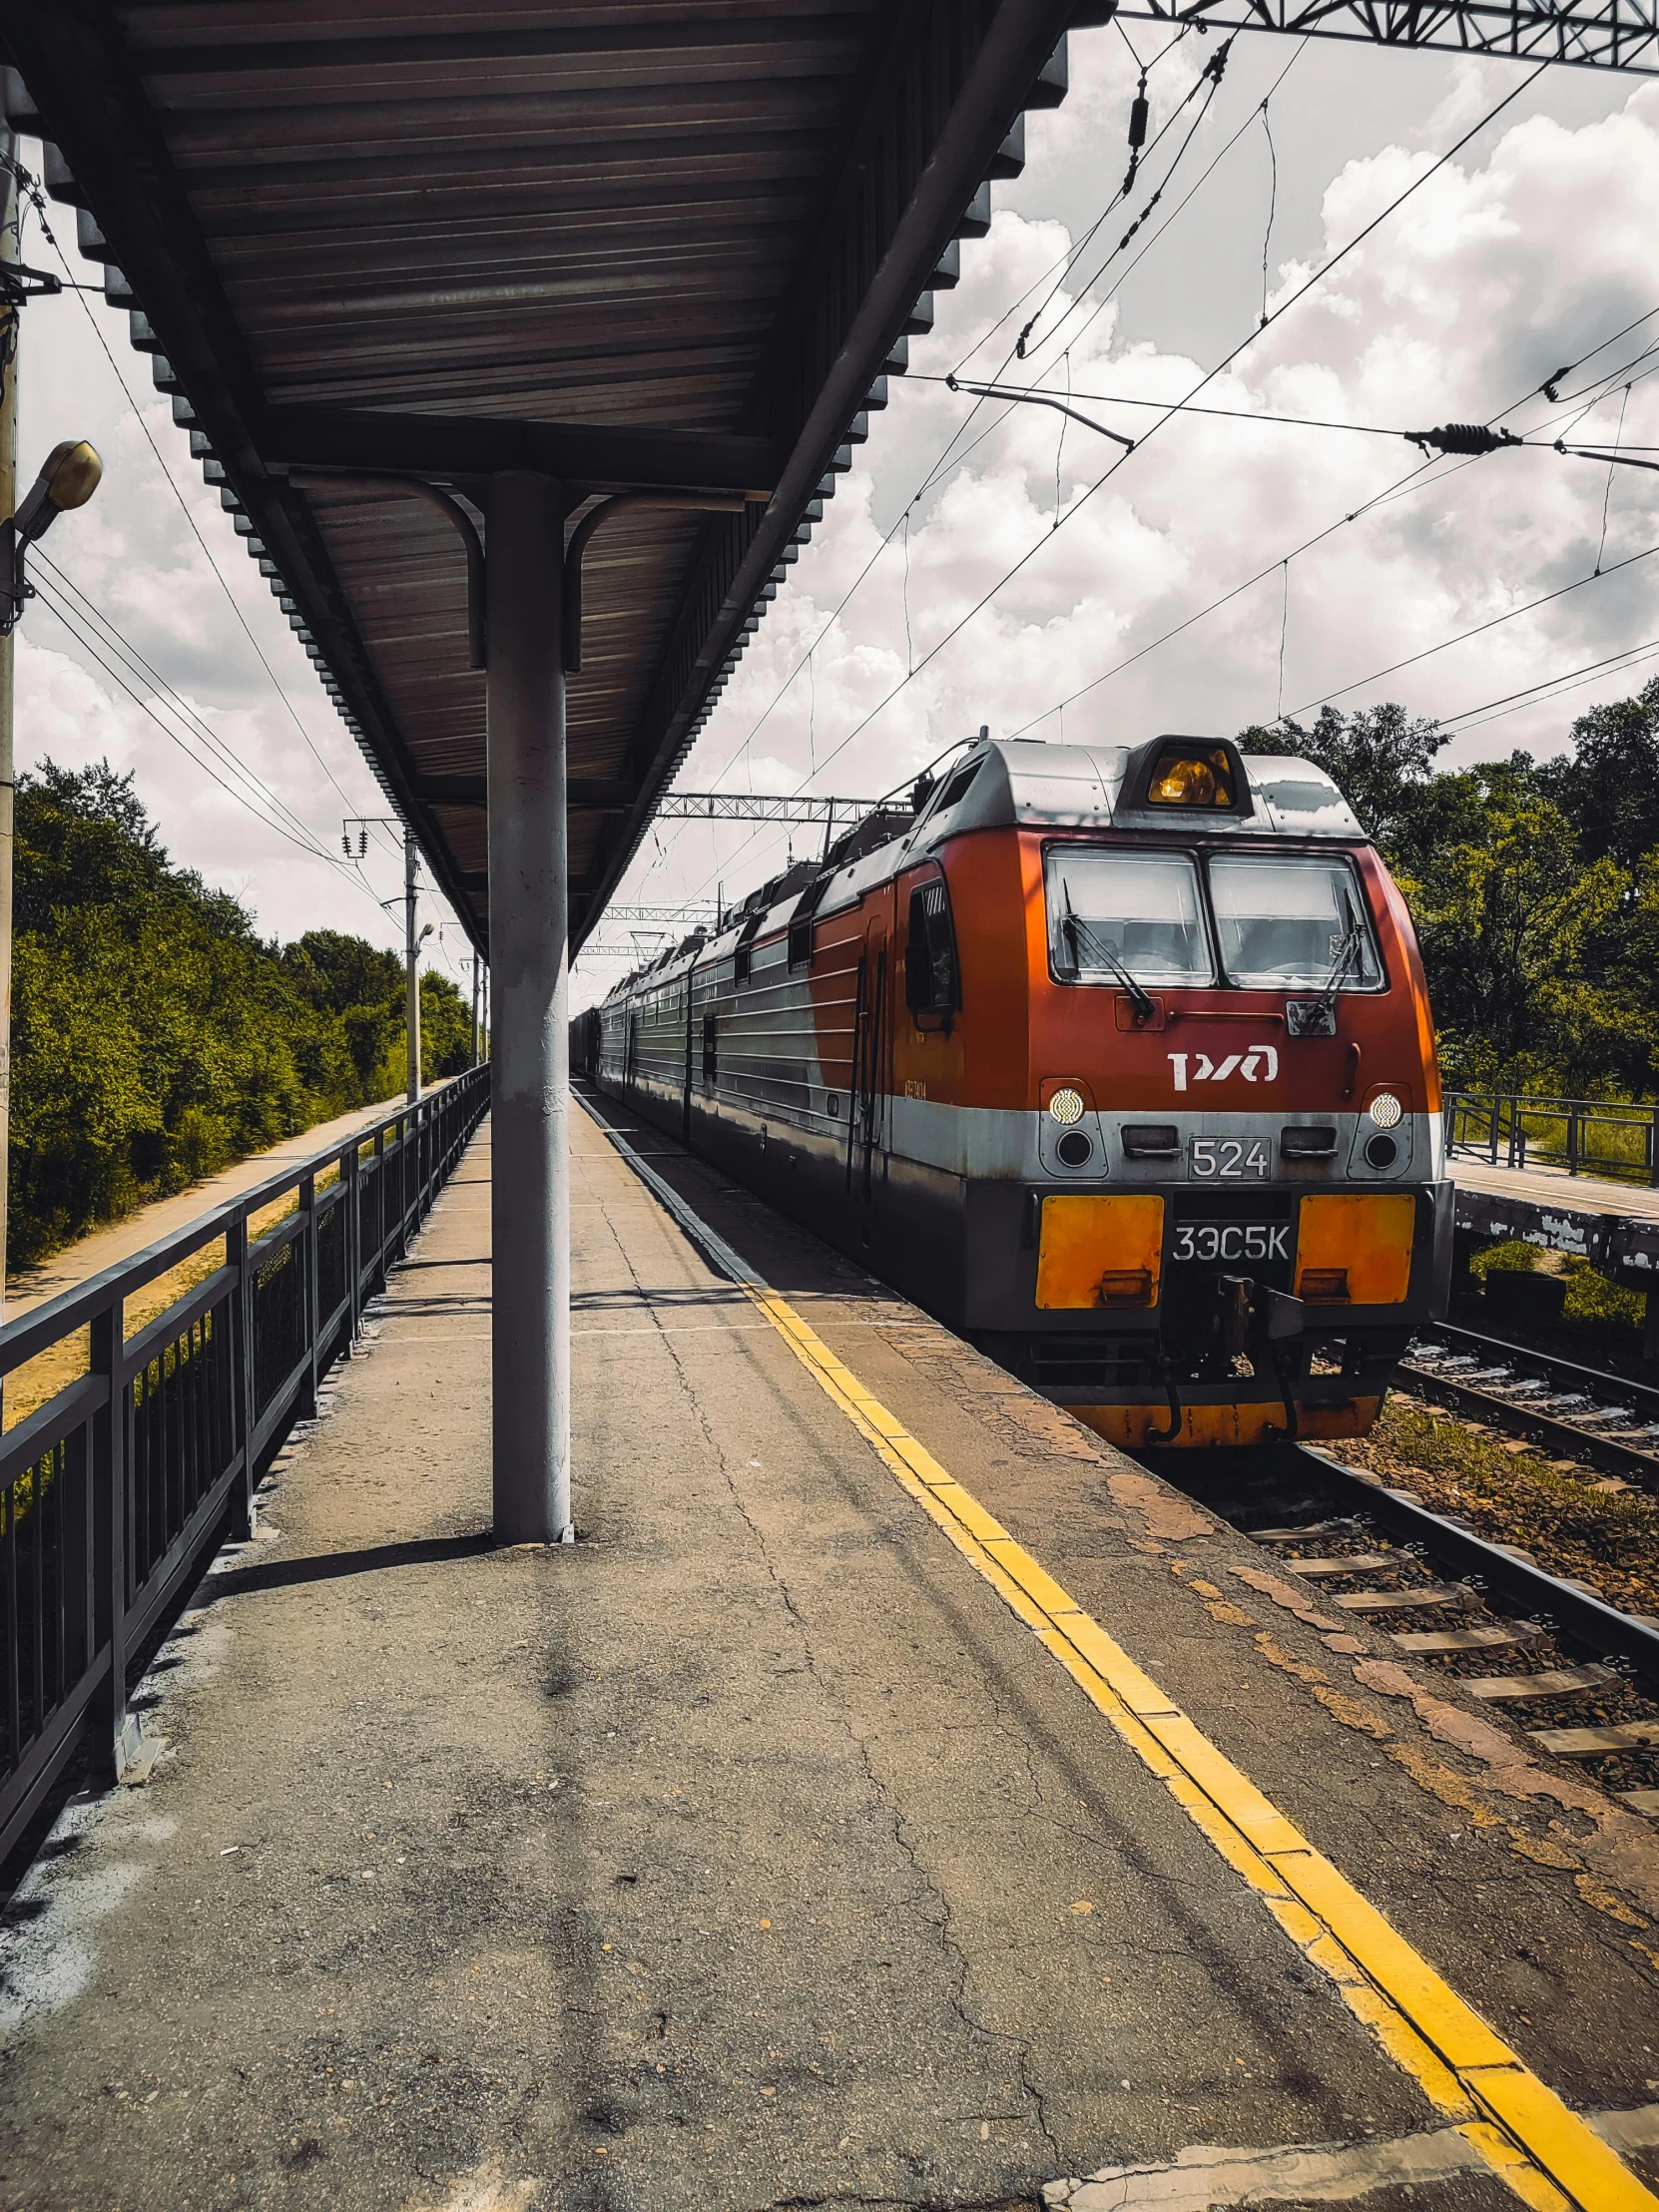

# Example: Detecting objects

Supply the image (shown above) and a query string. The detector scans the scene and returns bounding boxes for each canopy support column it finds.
[486,469,573,1543]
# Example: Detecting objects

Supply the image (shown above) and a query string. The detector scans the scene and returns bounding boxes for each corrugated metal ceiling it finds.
[0,1,1082,947]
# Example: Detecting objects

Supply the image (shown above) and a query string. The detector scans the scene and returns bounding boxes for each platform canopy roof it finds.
[0,1,1088,950]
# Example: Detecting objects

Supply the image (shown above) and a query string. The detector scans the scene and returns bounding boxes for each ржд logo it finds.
[1167,1047,1278,1093]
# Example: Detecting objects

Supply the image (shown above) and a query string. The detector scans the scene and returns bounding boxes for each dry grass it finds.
[1340,1396,1659,1617]
[2,1168,342,1434]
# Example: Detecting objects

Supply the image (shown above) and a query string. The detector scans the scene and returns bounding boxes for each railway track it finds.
[1398,1321,1659,1488]
[1163,1442,1659,1817]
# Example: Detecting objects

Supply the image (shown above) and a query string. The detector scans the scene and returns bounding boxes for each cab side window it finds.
[905,877,959,1024]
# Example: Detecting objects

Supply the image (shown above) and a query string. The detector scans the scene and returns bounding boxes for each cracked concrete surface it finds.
[0,1107,1651,2210]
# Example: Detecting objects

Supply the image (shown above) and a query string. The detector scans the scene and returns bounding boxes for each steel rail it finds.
[1293,1445,1659,1681]
[1399,1323,1659,1485]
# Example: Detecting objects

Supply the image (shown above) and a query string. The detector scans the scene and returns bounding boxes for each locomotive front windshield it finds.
[1047,850,1211,984]
[1046,845,1382,990]
[1208,854,1382,990]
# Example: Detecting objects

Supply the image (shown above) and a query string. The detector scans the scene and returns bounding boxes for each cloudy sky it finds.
[8,31,1657,1022]
[576,27,1659,1005]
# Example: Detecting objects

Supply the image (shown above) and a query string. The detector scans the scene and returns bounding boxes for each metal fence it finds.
[1443,1091,1659,1187]
[0,1066,490,1866]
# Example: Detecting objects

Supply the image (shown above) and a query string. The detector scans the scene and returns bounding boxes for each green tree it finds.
[1534,675,1659,870]
[1238,701,1450,848]
[8,764,478,1267]
[1236,699,1659,1098]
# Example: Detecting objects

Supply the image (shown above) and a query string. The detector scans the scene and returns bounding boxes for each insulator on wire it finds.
[342,831,350,856]
[359,829,367,855]
[1406,422,1522,457]
[1122,75,1149,195]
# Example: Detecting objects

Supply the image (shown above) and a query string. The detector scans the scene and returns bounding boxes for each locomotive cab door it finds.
[850,922,888,1233]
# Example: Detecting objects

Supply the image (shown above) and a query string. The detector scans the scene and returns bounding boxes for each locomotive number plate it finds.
[1189,1137,1270,1179]
[1172,1221,1291,1263]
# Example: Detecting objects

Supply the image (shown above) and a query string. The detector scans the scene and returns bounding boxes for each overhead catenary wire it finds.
[31,581,358,870]
[927,374,1434,441]
[654,55,1538,920]
[1281,533,1659,721]
[763,59,1556,804]
[29,567,444,946]
[1259,99,1279,329]
[1434,635,1659,734]
[654,56,1584,927]
[1538,307,1659,400]
[1015,34,1228,360]
[1009,323,1659,739]
[1017,36,1233,359]
[1033,44,1309,369]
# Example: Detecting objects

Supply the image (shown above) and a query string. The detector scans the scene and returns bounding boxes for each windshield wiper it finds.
[1063,887,1155,1022]
[1313,894,1365,1024]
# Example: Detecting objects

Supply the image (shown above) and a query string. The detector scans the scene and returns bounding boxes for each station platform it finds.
[5,1107,1659,2211]
[1451,1155,1659,1289]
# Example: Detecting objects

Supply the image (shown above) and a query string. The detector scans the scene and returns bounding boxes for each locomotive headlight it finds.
[1048,1087,1086,1125]
[1369,1091,1403,1129]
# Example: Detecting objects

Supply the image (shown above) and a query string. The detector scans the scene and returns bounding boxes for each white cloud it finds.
[578,37,1659,1007]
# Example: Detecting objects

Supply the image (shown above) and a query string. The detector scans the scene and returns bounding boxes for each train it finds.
[573,733,1451,1448]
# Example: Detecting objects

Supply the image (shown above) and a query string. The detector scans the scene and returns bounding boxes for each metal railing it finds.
[0,1066,490,1866]
[1443,1090,1659,1187]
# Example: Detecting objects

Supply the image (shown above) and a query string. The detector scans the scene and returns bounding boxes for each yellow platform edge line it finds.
[732,1276,1654,2212]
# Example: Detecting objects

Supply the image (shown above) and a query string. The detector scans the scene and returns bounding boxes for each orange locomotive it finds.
[577,735,1451,1448]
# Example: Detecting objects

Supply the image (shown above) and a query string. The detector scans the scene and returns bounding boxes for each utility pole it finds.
[404,828,420,1104]
[343,812,430,1101]
[470,946,480,1067]
[0,129,17,1316]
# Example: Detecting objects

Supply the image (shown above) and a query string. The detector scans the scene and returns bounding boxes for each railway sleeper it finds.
[1331,1582,1471,1612]
[1391,1622,1545,1652]
[1283,1552,1394,1577]
[1215,1454,1659,1809]
[1530,1719,1659,1758]
[1461,1663,1620,1702]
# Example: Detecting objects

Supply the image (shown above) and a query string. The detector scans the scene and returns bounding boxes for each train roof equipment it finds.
[600,735,1365,999]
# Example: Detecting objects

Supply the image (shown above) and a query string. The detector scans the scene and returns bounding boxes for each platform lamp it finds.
[0,438,104,633]
[0,439,103,1332]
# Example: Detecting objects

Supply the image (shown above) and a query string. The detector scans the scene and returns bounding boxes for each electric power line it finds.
[29,579,443,948]
[34,548,337,859]
[755,59,1554,814]
[1016,36,1236,360]
[1435,635,1659,734]
[31,581,354,868]
[16,165,362,816]
[664,43,1320,904]
[687,40,1289,831]
[1008,329,1659,738]
[1281,533,1659,722]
